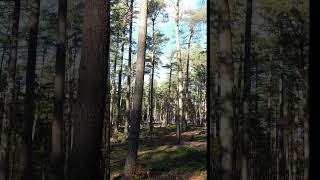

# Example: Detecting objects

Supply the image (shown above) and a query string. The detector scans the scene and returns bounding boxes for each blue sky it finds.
[131,0,207,86]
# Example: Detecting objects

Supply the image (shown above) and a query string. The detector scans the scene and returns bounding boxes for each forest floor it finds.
[110,126,207,180]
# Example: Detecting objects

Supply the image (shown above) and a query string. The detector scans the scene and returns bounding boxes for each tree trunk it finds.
[148,19,155,133]
[278,49,287,180]
[65,35,78,180]
[102,2,111,179]
[123,0,148,176]
[0,0,20,179]
[111,33,120,134]
[21,0,40,178]
[175,0,182,144]
[125,0,134,139]
[0,47,7,84]
[117,29,125,134]
[166,57,173,127]
[184,29,193,131]
[241,0,252,179]
[216,0,234,179]
[49,0,67,179]
[69,0,108,179]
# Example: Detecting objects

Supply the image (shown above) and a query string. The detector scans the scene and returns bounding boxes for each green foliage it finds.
[139,146,206,172]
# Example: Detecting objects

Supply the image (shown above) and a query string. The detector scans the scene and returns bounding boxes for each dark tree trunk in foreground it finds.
[241,0,252,179]
[123,0,148,177]
[69,0,108,179]
[102,2,111,179]
[49,0,67,179]
[0,0,20,179]
[216,0,234,179]
[21,0,40,179]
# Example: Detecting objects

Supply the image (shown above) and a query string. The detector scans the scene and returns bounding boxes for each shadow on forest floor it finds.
[111,126,207,180]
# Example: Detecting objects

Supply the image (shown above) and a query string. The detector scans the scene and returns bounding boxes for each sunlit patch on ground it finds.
[111,126,207,179]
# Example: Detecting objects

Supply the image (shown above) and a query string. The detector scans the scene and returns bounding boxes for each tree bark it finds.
[69,0,108,179]
[111,33,120,134]
[125,0,134,139]
[102,2,111,179]
[175,0,182,144]
[241,0,252,179]
[0,47,7,84]
[166,57,173,127]
[148,19,155,133]
[216,0,234,179]
[123,0,148,176]
[21,0,40,178]
[184,28,193,131]
[116,29,125,134]
[49,0,67,179]
[0,0,20,179]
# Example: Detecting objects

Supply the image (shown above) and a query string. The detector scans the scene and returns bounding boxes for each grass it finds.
[110,126,207,179]
[139,146,206,173]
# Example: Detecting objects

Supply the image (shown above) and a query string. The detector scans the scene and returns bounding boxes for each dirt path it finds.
[111,126,207,180]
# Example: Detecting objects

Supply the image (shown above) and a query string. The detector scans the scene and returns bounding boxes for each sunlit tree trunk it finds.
[116,29,125,134]
[184,28,193,131]
[148,19,155,133]
[111,33,120,134]
[123,0,148,176]
[175,0,182,144]
[125,0,134,138]
[166,57,173,127]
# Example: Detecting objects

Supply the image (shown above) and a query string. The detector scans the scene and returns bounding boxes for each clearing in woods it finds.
[111,126,207,180]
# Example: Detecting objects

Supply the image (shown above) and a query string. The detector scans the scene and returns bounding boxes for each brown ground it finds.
[110,126,207,180]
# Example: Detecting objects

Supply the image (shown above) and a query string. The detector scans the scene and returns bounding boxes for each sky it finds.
[131,0,207,86]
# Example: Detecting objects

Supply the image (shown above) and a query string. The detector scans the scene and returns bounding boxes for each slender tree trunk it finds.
[111,33,120,134]
[69,0,108,179]
[175,0,182,144]
[0,47,7,83]
[241,0,252,179]
[208,5,216,175]
[166,57,173,127]
[32,45,47,142]
[148,19,155,133]
[116,29,125,134]
[65,37,78,180]
[216,0,234,179]
[49,0,67,179]
[278,50,287,180]
[303,89,309,180]
[299,40,309,180]
[0,0,20,179]
[21,0,41,179]
[125,0,134,138]
[184,29,193,131]
[123,0,148,176]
